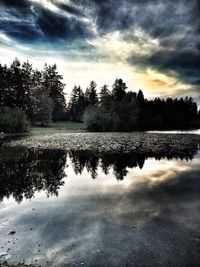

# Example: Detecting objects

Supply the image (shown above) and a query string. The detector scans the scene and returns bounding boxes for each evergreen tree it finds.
[31,82,53,126]
[10,58,25,109]
[136,89,145,128]
[21,61,33,115]
[137,89,145,103]
[85,81,98,105]
[28,69,43,123]
[112,78,127,101]
[0,64,8,106]
[99,84,110,103]
[68,86,85,121]
[42,64,66,121]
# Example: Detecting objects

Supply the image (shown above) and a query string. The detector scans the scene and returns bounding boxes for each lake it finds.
[0,144,200,266]
[148,129,200,135]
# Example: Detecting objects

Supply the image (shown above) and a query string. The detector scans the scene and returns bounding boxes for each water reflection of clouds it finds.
[133,158,191,185]
[0,151,200,266]
[63,157,192,192]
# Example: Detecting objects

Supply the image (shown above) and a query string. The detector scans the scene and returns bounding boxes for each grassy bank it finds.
[31,121,86,135]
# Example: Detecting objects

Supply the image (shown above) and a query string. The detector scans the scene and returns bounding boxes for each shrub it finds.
[0,106,29,133]
[84,103,138,132]
[84,106,113,131]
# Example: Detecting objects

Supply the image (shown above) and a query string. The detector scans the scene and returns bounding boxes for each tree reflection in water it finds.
[0,146,197,202]
[0,147,67,203]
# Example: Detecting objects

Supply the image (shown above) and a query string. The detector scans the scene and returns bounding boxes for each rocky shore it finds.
[3,132,200,158]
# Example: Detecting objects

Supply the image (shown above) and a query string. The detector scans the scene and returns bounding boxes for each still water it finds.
[0,146,200,267]
[148,129,200,135]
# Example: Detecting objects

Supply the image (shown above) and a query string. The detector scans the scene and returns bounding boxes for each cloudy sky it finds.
[0,0,199,101]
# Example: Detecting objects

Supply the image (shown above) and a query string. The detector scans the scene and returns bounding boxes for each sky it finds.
[0,0,199,101]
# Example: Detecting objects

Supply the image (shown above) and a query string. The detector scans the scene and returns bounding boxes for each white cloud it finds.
[88,28,160,62]
[0,33,16,45]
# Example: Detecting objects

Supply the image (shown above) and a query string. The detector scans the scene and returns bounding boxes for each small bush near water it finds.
[0,106,29,133]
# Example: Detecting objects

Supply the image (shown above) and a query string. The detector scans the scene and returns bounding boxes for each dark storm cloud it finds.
[55,2,85,17]
[0,0,94,43]
[0,0,199,88]
[1,0,29,7]
[0,20,43,42]
[129,49,200,86]
[35,6,92,40]
[84,0,200,87]
[0,0,43,42]
[120,0,200,86]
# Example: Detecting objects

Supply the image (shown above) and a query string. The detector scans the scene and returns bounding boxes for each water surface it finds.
[0,146,200,267]
[148,129,200,134]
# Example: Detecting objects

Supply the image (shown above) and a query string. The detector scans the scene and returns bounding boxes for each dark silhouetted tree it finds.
[85,81,98,105]
[10,58,24,108]
[99,84,110,102]
[32,89,53,126]
[31,70,53,126]
[137,89,145,103]
[68,85,86,121]
[112,78,127,101]
[42,64,66,121]
[21,61,33,116]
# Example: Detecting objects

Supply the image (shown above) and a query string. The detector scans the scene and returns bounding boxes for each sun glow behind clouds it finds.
[0,41,193,101]
[85,28,188,97]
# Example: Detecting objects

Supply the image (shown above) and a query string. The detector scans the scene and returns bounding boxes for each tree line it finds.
[68,77,200,131]
[0,59,199,132]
